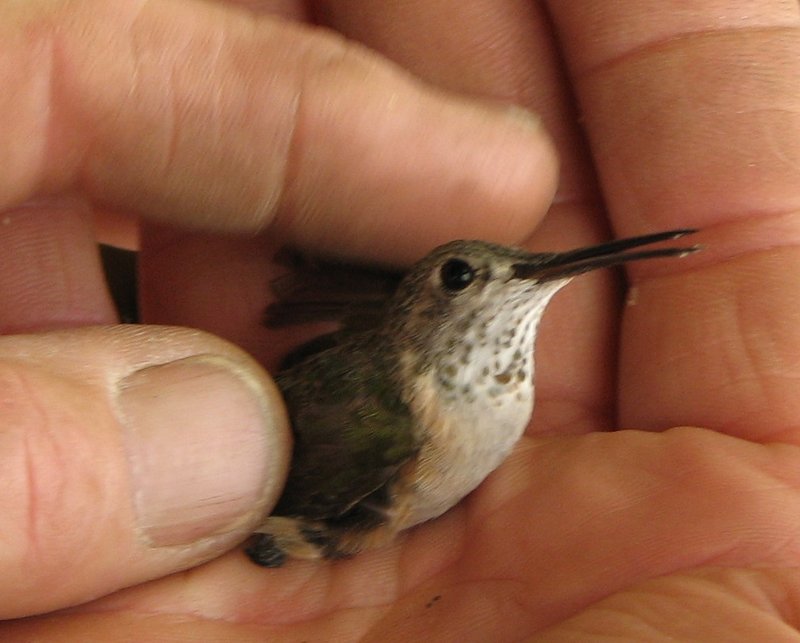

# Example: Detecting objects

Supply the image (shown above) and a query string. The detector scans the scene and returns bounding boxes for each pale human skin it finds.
[2,0,800,639]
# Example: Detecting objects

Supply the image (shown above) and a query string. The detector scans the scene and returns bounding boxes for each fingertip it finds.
[276,72,559,263]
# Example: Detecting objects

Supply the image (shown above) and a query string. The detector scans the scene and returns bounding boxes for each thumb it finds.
[0,325,289,618]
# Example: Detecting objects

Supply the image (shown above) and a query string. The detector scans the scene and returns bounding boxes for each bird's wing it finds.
[273,341,417,522]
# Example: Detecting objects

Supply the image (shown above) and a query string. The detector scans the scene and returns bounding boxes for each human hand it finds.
[0,0,555,633]
[294,3,800,641]
[6,1,800,641]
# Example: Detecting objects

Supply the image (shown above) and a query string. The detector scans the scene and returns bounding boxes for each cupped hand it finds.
[4,1,800,640]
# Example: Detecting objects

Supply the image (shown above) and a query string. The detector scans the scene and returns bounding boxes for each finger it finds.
[0,325,289,618]
[549,1,800,232]
[0,200,118,332]
[4,0,557,263]
[548,2,800,441]
[311,0,596,205]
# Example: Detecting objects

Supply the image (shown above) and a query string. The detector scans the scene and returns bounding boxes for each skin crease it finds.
[1,0,800,639]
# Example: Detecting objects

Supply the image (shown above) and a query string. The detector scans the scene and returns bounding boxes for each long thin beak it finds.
[512,229,700,282]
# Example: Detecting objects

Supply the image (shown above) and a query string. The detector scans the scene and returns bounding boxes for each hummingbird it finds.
[247,229,699,567]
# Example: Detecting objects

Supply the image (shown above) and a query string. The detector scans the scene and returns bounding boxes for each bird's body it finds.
[248,231,698,566]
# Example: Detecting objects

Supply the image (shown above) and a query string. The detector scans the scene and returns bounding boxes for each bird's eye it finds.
[439,258,476,292]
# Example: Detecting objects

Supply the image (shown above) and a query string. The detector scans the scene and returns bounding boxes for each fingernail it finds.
[117,355,284,547]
